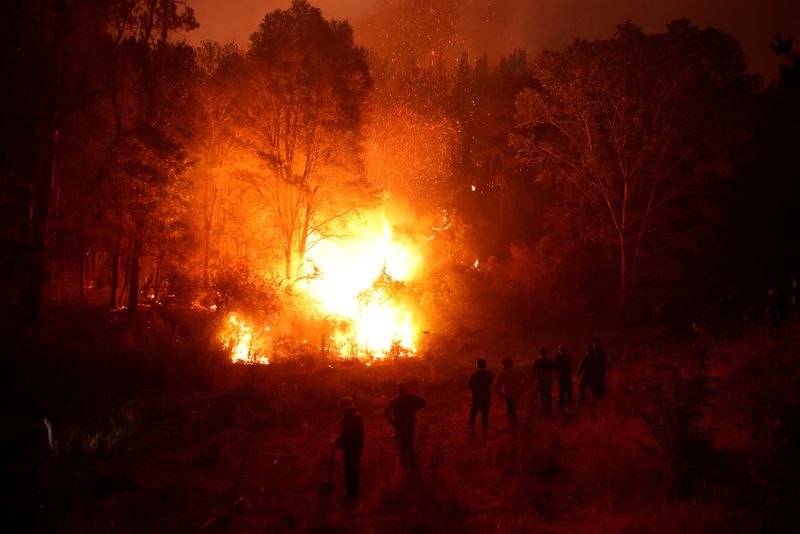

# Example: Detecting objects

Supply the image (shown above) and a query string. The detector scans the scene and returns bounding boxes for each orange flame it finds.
[221,314,269,365]
[220,211,422,364]
[303,212,420,359]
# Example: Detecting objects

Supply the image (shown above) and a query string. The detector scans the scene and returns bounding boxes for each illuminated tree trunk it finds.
[127,236,142,320]
[296,197,313,279]
[109,235,121,309]
[152,254,162,302]
[78,254,85,301]
[619,237,627,305]
[284,235,293,281]
[203,222,211,288]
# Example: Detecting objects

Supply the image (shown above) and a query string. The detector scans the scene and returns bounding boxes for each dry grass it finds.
[4,304,798,532]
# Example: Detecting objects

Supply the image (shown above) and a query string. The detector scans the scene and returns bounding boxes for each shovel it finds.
[319,445,335,496]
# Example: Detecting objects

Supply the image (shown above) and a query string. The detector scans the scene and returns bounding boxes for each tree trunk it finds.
[128,236,142,320]
[152,254,162,302]
[203,220,211,288]
[619,234,627,305]
[160,0,169,45]
[143,0,157,44]
[23,0,68,321]
[297,205,312,279]
[78,217,85,302]
[284,227,293,281]
[79,248,85,302]
[109,235,121,308]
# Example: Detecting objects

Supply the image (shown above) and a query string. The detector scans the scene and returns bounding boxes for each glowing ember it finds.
[221,314,269,365]
[303,213,421,359]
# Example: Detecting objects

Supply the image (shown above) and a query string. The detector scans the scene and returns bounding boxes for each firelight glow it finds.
[220,211,423,364]
[302,212,421,359]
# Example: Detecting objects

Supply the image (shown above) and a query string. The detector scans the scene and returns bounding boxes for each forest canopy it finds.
[1,0,798,338]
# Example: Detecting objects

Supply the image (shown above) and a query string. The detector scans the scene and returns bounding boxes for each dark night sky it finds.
[185,0,799,79]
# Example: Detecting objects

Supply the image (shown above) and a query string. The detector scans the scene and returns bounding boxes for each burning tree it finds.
[237,0,372,282]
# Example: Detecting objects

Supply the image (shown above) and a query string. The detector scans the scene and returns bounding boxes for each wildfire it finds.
[303,213,421,359]
[221,314,269,365]
[219,211,423,364]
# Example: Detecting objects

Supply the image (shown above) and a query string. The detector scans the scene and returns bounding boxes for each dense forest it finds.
[1,1,799,532]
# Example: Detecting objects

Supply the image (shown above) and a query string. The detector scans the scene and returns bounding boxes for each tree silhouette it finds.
[512,21,758,306]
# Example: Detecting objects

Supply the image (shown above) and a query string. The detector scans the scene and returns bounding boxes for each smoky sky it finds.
[185,0,799,78]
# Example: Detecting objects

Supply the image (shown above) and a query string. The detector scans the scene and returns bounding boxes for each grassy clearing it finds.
[3,305,797,532]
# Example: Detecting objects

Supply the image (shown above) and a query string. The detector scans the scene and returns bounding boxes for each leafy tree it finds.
[449,50,540,250]
[191,41,243,288]
[96,1,199,316]
[511,21,759,306]
[238,0,372,281]
[104,0,197,46]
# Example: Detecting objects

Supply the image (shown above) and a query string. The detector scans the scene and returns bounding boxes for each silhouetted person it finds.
[532,347,555,415]
[493,357,526,426]
[791,276,799,323]
[554,345,573,410]
[767,289,783,337]
[384,382,426,468]
[592,338,607,398]
[577,344,601,404]
[691,322,704,343]
[334,396,364,500]
[467,358,492,436]
[691,322,709,370]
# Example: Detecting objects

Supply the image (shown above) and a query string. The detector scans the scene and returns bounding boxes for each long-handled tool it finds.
[319,445,335,496]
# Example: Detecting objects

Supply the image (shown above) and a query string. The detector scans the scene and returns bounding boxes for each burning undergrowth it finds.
[217,207,431,365]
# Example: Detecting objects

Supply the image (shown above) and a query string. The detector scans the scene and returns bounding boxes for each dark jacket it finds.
[554,351,572,380]
[385,393,426,448]
[594,347,606,377]
[533,356,555,387]
[335,409,364,462]
[577,351,601,386]
[467,369,493,405]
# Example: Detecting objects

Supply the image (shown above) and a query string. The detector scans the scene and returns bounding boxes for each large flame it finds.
[220,211,422,364]
[303,213,421,359]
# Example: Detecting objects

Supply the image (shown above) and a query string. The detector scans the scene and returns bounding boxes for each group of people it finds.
[330,340,609,501]
[332,381,427,500]
[471,339,607,434]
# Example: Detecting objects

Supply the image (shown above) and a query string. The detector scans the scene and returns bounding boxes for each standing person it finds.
[467,358,492,436]
[384,382,426,468]
[592,339,607,398]
[691,322,709,370]
[790,276,799,323]
[577,344,600,405]
[334,396,364,500]
[767,289,783,337]
[493,357,526,426]
[532,347,555,415]
[554,345,573,410]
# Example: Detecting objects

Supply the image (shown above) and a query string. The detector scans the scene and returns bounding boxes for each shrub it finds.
[637,353,715,495]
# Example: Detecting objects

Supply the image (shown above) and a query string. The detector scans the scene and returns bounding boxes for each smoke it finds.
[354,0,799,76]
[186,0,800,77]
